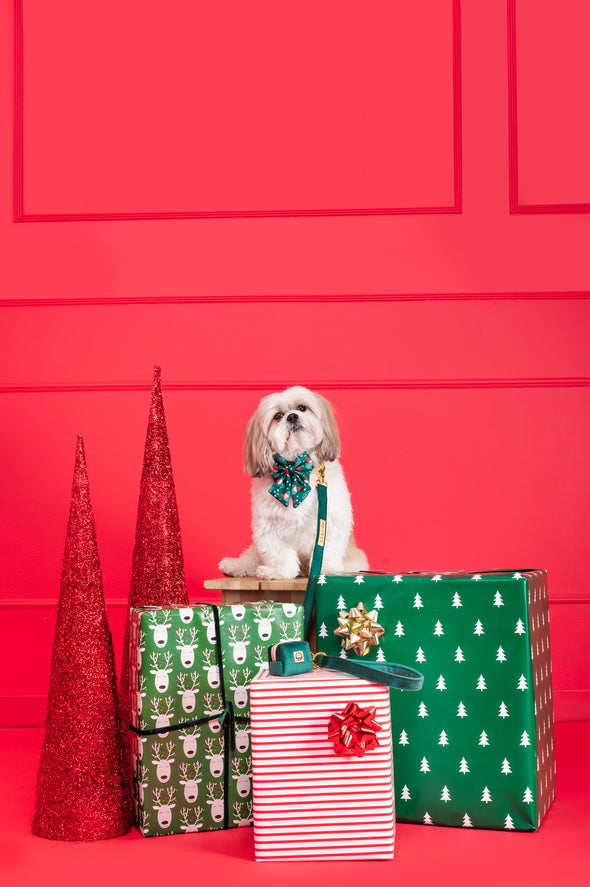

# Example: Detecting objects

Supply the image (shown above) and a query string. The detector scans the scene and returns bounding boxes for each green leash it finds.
[303,462,327,638]
[312,651,423,691]
[300,462,423,692]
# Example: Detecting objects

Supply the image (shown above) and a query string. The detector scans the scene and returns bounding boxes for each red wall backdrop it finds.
[1,0,589,727]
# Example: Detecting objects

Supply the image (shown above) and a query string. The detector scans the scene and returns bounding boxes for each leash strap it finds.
[301,464,423,693]
[313,652,423,691]
[303,463,327,638]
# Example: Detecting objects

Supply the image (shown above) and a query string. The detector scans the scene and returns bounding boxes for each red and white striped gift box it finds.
[250,667,395,861]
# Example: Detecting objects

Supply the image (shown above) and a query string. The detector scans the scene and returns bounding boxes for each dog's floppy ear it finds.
[315,394,341,463]
[243,412,275,477]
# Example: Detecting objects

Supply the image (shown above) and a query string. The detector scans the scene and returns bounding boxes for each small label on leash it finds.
[318,518,326,547]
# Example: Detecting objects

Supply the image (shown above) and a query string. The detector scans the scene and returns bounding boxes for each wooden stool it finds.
[203,578,315,649]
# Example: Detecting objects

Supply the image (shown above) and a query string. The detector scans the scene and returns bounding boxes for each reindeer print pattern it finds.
[129,602,303,836]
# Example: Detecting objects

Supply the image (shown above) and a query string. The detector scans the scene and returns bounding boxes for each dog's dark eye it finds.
[273,412,283,421]
[297,405,307,413]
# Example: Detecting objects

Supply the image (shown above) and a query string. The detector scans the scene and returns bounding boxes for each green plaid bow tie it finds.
[269,453,313,508]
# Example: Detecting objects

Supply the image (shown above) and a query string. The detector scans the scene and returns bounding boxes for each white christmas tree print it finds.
[499,702,509,718]
[418,702,428,718]
[457,702,468,718]
[416,647,426,663]
[318,622,328,638]
[337,595,346,610]
[455,646,465,662]
[501,758,512,774]
[504,814,515,830]
[399,730,409,746]
[400,785,411,801]
[354,575,364,584]
[317,575,327,585]
[436,674,447,691]
[479,730,489,747]
[395,621,404,636]
[423,812,433,824]
[420,757,430,773]
[459,757,470,773]
[476,674,487,691]
[440,786,451,802]
[517,674,528,690]
[481,786,492,804]
[515,618,526,635]
[373,593,383,610]
[339,648,348,659]
[392,575,403,583]
[462,813,473,827]
[471,574,482,581]
[523,787,534,803]
[496,646,507,662]
[493,591,504,607]
[413,593,423,609]
[438,730,449,746]
[520,730,531,747]
[376,648,386,662]
[432,574,442,582]
[434,620,444,636]
[452,592,462,608]
[474,619,484,635]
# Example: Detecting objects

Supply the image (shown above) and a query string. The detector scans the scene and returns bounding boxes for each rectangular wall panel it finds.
[509,0,590,211]
[16,0,460,219]
[3,299,590,385]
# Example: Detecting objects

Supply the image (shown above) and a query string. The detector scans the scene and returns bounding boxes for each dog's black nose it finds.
[287,412,299,425]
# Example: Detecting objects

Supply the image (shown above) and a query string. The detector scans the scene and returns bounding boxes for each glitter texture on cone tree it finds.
[119,366,189,736]
[33,434,132,840]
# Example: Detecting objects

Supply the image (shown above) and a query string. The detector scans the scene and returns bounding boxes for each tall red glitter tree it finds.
[33,434,132,840]
[119,366,189,742]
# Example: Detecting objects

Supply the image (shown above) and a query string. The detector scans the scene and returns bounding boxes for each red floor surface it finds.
[2,722,589,887]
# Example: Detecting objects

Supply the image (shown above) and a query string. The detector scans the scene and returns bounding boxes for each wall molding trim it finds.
[507,0,590,214]
[13,0,462,222]
[3,291,590,308]
[2,378,590,395]
[556,691,590,723]
[0,599,129,609]
[2,589,587,608]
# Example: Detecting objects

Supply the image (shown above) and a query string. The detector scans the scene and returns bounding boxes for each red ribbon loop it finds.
[327,701,383,757]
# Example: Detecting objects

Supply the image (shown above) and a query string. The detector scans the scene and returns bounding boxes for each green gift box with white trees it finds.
[129,601,303,837]
[314,570,555,831]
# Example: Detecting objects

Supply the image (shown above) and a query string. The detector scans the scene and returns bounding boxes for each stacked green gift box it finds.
[129,601,304,836]
[314,570,556,830]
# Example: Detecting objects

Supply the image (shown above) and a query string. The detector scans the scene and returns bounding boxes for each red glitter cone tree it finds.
[119,366,189,737]
[33,434,132,840]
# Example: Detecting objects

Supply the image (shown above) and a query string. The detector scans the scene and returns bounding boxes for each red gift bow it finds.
[327,701,383,757]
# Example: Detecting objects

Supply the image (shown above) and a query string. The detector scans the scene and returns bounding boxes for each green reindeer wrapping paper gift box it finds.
[314,570,556,831]
[129,601,303,836]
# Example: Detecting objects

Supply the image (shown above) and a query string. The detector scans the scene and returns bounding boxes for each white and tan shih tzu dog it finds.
[219,386,369,580]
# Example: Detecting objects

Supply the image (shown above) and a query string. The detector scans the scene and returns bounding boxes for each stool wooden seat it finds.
[203,577,308,605]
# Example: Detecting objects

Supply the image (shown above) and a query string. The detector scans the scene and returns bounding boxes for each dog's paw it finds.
[219,557,250,577]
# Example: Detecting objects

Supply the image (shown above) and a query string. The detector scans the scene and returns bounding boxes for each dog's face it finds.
[244,386,341,476]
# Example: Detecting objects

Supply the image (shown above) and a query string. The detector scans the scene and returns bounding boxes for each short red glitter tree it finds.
[33,434,132,840]
[119,366,189,744]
